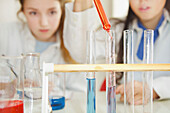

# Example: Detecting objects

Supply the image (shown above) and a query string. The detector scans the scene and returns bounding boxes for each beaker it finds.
[86,30,96,113]
[0,55,24,113]
[48,72,65,111]
[105,30,116,113]
[24,53,42,113]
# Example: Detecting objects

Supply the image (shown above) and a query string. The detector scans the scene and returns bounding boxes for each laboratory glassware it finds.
[123,30,135,113]
[123,29,154,113]
[86,30,96,113]
[48,72,65,111]
[0,55,24,113]
[105,30,116,113]
[24,53,42,113]
[143,29,154,113]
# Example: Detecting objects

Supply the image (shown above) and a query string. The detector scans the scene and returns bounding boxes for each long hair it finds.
[116,0,170,84]
[17,0,76,64]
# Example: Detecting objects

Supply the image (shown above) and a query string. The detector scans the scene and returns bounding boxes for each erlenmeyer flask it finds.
[48,72,65,111]
[24,53,42,113]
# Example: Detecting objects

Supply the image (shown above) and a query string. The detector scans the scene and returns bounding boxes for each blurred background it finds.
[0,0,129,23]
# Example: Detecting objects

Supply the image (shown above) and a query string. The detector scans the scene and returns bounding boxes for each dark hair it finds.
[17,0,76,63]
[116,0,170,84]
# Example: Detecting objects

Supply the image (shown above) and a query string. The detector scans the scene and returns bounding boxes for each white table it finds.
[53,91,170,113]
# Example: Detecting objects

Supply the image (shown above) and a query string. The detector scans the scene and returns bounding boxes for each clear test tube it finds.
[105,30,116,113]
[123,30,134,113]
[143,29,154,113]
[86,31,96,113]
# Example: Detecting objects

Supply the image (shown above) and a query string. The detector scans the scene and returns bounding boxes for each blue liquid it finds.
[87,78,96,113]
[49,96,65,110]
[107,86,116,113]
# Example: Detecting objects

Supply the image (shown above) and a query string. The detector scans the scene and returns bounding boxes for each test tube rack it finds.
[42,63,170,113]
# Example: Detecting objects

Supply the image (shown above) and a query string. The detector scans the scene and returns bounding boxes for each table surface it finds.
[25,91,170,113]
[52,91,170,113]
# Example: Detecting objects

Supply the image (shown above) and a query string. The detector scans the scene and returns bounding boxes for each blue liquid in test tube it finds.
[87,78,96,113]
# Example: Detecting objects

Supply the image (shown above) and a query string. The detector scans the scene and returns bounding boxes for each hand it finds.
[24,79,40,87]
[0,80,16,98]
[116,81,159,105]
[73,0,93,12]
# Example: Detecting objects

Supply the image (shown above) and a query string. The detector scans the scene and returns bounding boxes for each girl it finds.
[64,0,170,104]
[0,0,86,93]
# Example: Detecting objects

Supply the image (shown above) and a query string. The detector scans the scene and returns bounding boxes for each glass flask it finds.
[105,30,116,113]
[24,53,42,113]
[48,72,65,111]
[0,55,24,113]
[86,30,96,113]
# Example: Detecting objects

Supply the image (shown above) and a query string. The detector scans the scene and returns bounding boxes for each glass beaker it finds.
[0,55,24,113]
[105,30,116,113]
[48,72,65,111]
[24,53,42,113]
[86,30,96,113]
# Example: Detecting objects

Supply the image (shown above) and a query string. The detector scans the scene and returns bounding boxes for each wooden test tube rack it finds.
[54,64,170,72]
[42,63,170,113]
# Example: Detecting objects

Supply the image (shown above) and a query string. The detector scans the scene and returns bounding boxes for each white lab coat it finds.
[0,21,87,96]
[64,3,170,99]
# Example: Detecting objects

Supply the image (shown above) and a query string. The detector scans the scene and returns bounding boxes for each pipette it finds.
[93,0,111,31]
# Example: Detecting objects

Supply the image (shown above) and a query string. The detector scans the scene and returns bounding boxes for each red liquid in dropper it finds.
[93,0,112,39]
[0,100,24,113]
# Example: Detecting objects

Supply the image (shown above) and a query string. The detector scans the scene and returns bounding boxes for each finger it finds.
[120,94,124,102]
[134,94,150,105]
[134,98,143,105]
[116,84,124,94]
[126,91,133,105]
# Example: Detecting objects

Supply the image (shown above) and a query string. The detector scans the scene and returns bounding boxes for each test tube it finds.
[143,30,154,113]
[123,30,135,113]
[105,30,116,113]
[86,31,96,113]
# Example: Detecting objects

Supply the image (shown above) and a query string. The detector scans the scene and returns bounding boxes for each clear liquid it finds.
[87,78,96,113]
[49,96,65,110]
[24,87,42,113]
[24,87,42,99]
[107,86,116,113]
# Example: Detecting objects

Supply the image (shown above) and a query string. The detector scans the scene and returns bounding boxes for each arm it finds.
[63,1,124,63]
[63,2,100,63]
[73,0,93,12]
